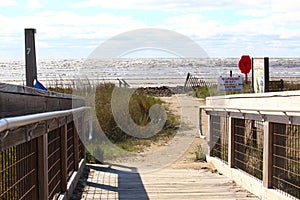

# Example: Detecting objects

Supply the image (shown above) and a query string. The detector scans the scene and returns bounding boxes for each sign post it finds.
[25,28,37,87]
[238,55,252,83]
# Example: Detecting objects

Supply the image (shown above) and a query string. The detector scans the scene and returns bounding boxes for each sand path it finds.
[104,94,207,172]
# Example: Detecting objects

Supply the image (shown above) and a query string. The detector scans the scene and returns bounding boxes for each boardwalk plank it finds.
[80,164,259,200]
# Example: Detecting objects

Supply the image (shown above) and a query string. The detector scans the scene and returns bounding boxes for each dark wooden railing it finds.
[0,83,88,200]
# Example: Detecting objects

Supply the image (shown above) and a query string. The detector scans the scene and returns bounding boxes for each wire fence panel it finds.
[272,123,300,199]
[67,122,75,180]
[0,139,38,200]
[233,119,264,180]
[47,129,62,200]
[210,116,229,162]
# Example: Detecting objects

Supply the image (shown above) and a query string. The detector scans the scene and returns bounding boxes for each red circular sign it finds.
[238,55,251,74]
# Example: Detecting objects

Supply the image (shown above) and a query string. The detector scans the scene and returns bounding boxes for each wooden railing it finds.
[0,83,89,200]
[202,91,300,199]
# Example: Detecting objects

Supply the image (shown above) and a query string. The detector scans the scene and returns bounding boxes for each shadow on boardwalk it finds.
[78,164,149,200]
[74,163,259,200]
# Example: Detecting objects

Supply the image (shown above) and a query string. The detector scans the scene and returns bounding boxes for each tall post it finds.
[25,28,37,87]
[264,57,270,92]
[263,121,272,188]
[37,134,49,199]
[228,117,235,167]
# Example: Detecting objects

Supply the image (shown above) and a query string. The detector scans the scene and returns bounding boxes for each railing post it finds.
[263,121,272,188]
[25,28,37,87]
[228,117,235,167]
[61,124,68,192]
[37,134,49,199]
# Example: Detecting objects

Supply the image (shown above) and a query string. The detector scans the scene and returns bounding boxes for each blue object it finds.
[34,79,47,91]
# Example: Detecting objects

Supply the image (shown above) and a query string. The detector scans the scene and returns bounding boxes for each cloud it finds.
[162,13,280,40]
[235,9,270,17]
[271,0,300,12]
[71,0,270,11]
[0,0,17,7]
[0,10,147,47]
[0,0,299,58]
[25,0,48,9]
[163,14,224,38]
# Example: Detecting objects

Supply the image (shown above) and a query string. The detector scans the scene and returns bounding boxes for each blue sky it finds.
[0,0,300,58]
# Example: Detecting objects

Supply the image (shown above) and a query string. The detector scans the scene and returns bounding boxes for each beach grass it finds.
[48,82,180,159]
[93,84,180,152]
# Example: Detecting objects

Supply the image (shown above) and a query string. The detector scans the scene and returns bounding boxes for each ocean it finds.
[0,58,299,87]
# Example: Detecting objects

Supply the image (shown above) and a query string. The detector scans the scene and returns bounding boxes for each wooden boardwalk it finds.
[80,164,259,200]
[78,95,259,200]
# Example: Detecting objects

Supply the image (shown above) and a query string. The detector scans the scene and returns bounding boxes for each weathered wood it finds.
[82,165,259,200]
[37,134,49,199]
[207,115,212,155]
[228,117,234,167]
[25,28,37,87]
[0,83,85,118]
[263,121,272,188]
[0,82,87,200]
[0,123,46,151]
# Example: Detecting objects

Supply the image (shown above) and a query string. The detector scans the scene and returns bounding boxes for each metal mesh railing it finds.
[272,123,300,199]
[0,106,88,200]
[0,139,38,200]
[78,139,85,160]
[234,119,264,180]
[47,129,62,200]
[210,116,229,162]
[67,122,75,180]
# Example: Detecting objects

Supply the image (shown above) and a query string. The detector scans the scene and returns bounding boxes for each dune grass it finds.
[93,84,179,152]
[48,82,180,158]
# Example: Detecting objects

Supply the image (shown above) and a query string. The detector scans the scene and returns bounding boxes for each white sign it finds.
[218,76,243,92]
[252,58,265,93]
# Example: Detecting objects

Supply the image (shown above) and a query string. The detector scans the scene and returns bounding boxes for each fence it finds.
[210,116,229,162]
[203,91,300,199]
[0,83,89,200]
[184,73,216,91]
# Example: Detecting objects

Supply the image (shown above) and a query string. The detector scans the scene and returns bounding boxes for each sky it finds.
[0,0,300,58]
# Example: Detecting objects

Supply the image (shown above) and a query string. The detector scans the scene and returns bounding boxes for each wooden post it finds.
[207,115,213,155]
[184,73,190,90]
[37,134,49,199]
[25,28,37,87]
[61,124,68,192]
[228,117,235,167]
[263,121,272,188]
[264,57,270,92]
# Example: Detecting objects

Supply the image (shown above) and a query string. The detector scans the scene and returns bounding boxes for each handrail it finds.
[200,106,300,116]
[0,106,91,133]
